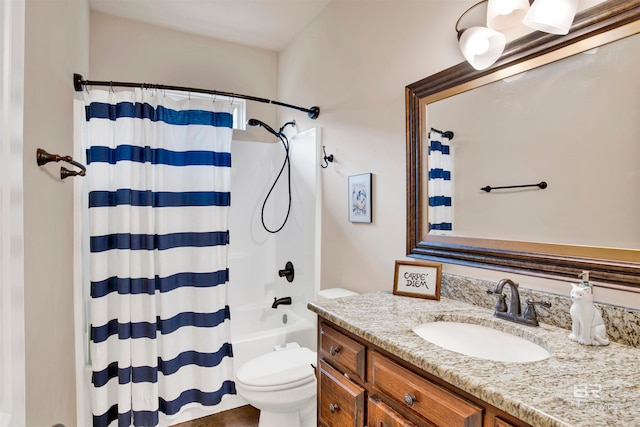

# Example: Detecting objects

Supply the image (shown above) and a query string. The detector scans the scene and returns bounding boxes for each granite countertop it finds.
[308,292,640,427]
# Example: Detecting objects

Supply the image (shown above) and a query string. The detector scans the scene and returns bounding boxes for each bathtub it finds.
[230,304,316,370]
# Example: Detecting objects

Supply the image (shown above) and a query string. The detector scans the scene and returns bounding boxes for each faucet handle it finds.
[524,299,552,323]
[486,289,507,313]
[526,299,551,309]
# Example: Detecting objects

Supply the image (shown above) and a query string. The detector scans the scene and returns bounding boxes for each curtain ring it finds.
[109,81,114,93]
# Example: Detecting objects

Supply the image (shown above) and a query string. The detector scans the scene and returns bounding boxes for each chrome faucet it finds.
[272,296,292,309]
[486,279,551,326]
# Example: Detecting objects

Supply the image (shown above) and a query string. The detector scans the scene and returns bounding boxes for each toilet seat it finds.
[236,347,316,392]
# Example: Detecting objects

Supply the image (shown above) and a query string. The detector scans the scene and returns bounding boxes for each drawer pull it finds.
[403,393,417,407]
[329,345,341,356]
[329,403,339,413]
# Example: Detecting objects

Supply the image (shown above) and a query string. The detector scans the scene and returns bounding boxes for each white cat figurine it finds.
[568,284,609,346]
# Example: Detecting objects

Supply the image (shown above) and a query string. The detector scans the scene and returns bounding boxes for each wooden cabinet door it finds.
[368,396,420,427]
[319,360,365,427]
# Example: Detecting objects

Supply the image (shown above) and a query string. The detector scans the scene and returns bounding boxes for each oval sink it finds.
[412,321,551,363]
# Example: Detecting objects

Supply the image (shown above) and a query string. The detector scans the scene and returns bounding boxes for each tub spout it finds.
[272,296,292,309]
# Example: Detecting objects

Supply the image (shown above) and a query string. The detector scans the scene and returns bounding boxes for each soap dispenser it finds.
[568,271,609,346]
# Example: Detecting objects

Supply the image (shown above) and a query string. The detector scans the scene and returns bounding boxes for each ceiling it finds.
[89,0,333,52]
[89,0,608,53]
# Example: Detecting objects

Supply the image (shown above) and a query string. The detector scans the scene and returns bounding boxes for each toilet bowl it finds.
[234,288,357,427]
[235,347,317,427]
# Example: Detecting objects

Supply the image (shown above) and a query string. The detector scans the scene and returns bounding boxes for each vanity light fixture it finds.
[456,1,507,71]
[487,0,530,30]
[522,0,579,35]
[456,0,579,70]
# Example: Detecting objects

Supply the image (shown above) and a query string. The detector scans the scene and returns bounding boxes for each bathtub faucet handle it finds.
[278,261,295,282]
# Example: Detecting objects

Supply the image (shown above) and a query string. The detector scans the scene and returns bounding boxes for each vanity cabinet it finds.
[317,319,531,427]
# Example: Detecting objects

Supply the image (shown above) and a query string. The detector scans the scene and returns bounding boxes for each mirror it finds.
[406,0,640,289]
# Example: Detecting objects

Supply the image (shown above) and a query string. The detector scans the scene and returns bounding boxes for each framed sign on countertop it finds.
[393,260,442,300]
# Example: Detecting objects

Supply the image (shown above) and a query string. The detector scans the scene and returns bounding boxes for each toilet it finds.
[234,288,358,427]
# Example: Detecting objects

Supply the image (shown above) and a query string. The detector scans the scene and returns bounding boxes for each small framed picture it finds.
[393,260,442,300]
[348,173,372,223]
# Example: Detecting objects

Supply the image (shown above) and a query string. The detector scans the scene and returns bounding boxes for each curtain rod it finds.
[73,73,320,119]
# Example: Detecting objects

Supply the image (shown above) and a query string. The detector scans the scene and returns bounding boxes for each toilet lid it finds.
[236,347,316,389]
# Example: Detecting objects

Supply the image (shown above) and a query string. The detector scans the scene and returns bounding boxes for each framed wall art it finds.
[348,173,372,223]
[393,260,442,300]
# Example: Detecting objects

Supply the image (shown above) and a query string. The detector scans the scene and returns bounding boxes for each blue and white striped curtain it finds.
[82,89,236,427]
[428,130,453,234]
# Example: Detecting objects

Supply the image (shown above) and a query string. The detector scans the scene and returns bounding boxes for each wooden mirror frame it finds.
[406,0,640,290]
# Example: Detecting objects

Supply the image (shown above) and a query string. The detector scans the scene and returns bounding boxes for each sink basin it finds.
[412,321,551,363]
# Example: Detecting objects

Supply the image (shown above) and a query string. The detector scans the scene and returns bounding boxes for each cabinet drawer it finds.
[370,352,482,427]
[319,323,366,381]
[319,360,365,427]
[368,396,419,427]
[495,417,517,427]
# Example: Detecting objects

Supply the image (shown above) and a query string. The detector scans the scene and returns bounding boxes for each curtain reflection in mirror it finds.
[428,129,454,235]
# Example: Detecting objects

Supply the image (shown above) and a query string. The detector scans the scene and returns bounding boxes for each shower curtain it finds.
[428,130,453,234]
[82,89,236,427]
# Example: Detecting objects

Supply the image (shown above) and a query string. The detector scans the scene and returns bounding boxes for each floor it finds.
[171,405,259,427]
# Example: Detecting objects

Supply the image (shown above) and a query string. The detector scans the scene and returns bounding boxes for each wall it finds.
[278,0,640,309]
[277,0,468,294]
[90,11,278,143]
[23,0,89,426]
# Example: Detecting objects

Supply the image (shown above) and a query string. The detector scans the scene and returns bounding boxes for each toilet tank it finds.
[317,288,358,300]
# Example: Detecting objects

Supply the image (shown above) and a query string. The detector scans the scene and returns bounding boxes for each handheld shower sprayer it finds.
[247,118,278,136]
[247,118,295,137]
[247,118,297,234]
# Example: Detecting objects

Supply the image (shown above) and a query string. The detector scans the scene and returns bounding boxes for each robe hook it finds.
[321,146,334,169]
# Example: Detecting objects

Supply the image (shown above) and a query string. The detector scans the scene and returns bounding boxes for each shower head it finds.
[247,118,296,138]
[247,118,279,137]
